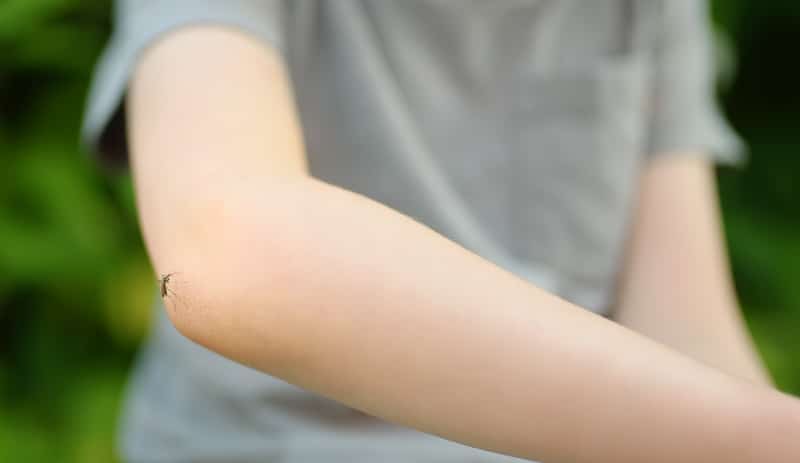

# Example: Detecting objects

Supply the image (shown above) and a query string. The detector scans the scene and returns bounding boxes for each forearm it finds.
[153,175,797,463]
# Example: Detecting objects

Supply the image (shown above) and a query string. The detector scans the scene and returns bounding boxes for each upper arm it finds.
[612,155,772,383]
[614,155,737,325]
[128,26,308,272]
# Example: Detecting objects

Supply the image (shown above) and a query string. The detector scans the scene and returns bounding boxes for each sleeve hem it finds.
[647,132,748,168]
[81,5,286,168]
[646,105,749,168]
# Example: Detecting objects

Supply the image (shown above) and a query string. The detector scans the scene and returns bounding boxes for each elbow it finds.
[155,184,316,373]
[159,270,226,351]
[157,264,260,363]
[160,243,304,374]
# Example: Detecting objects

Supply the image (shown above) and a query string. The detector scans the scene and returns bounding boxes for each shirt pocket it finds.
[502,54,648,311]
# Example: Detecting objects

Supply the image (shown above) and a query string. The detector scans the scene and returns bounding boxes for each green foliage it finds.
[713,1,800,392]
[1,1,149,461]
[0,1,798,461]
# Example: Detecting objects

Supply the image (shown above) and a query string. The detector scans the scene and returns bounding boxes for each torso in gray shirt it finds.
[84,1,742,461]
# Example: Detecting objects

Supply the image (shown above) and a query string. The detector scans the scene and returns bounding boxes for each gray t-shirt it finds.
[83,1,743,462]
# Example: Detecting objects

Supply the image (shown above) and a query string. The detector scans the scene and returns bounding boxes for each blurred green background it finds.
[0,1,797,461]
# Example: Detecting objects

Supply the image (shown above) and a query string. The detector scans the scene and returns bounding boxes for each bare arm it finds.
[129,27,800,463]
[614,156,772,386]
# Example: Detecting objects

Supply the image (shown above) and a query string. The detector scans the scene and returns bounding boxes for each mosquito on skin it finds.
[159,272,188,310]
[159,273,176,298]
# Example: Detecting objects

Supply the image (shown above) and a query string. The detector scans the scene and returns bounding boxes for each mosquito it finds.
[159,272,177,298]
[158,272,193,309]
[158,272,190,312]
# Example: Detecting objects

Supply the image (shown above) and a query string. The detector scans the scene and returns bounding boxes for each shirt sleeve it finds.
[81,0,286,167]
[645,0,746,165]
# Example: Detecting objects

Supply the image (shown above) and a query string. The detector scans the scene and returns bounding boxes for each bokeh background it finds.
[0,1,797,461]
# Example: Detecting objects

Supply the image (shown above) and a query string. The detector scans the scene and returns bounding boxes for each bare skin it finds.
[614,156,773,386]
[129,26,799,463]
